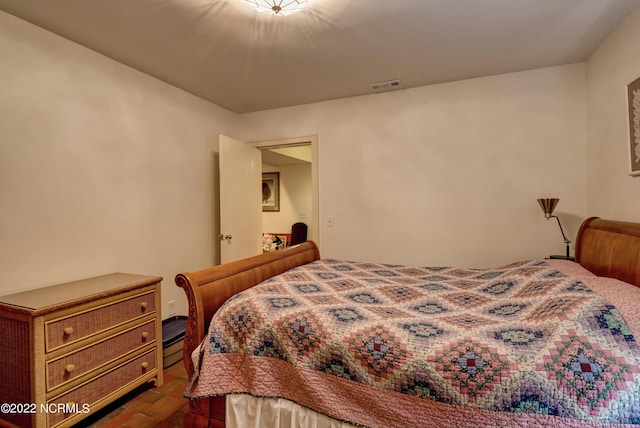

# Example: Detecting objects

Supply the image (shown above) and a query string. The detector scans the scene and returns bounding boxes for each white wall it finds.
[2,8,612,319]
[585,8,640,220]
[0,11,238,317]
[240,64,588,267]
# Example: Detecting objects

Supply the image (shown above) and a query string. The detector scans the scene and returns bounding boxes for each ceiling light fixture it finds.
[245,0,307,16]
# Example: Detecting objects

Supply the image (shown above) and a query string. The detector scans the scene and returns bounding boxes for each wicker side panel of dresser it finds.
[0,314,34,428]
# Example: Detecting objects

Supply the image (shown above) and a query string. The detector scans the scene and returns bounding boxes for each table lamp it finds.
[537,198,572,259]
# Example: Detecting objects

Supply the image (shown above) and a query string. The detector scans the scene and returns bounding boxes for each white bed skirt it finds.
[226,394,357,428]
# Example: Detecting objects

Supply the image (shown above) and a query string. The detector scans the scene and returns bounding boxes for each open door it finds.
[219,135,263,263]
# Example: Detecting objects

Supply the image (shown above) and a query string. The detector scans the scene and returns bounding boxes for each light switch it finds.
[326,216,335,227]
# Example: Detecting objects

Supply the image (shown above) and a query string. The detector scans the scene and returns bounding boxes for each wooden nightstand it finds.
[0,273,163,428]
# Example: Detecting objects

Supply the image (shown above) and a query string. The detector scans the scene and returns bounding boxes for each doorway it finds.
[216,135,319,265]
[252,135,319,245]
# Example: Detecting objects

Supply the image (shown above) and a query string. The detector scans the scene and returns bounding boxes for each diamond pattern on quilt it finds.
[505,394,560,416]
[294,283,324,294]
[441,314,497,330]
[487,303,528,318]
[565,280,593,293]
[419,283,451,292]
[365,306,411,319]
[447,279,483,289]
[424,275,452,282]
[209,335,228,354]
[512,279,559,298]
[346,324,410,382]
[494,382,565,417]
[422,266,450,272]
[352,262,382,270]
[253,282,288,295]
[349,270,379,280]
[401,379,445,401]
[329,307,365,323]
[280,271,313,282]
[396,267,431,277]
[444,292,491,309]
[503,260,534,269]
[221,304,263,351]
[304,294,343,306]
[429,337,516,403]
[314,272,342,281]
[542,268,566,278]
[362,278,393,286]
[400,369,451,402]
[445,268,482,278]
[537,330,640,416]
[510,265,547,277]
[251,337,286,360]
[481,280,518,296]
[379,285,423,302]
[590,305,637,350]
[326,278,364,292]
[492,327,544,350]
[403,322,444,340]
[525,295,585,322]
[319,357,360,381]
[330,263,358,272]
[413,302,448,315]
[267,297,298,310]
[373,269,400,277]
[472,270,506,280]
[348,292,383,305]
[275,311,330,358]
[390,276,423,285]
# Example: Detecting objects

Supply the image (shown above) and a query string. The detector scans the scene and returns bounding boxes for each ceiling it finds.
[1,0,639,113]
[262,145,312,165]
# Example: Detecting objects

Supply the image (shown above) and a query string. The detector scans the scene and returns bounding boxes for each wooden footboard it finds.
[175,241,320,427]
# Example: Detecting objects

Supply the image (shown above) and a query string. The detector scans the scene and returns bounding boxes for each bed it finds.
[175,217,640,427]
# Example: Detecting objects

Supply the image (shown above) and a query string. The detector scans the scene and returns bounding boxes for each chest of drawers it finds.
[0,273,163,428]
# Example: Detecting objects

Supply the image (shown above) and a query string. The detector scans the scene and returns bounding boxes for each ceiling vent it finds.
[368,79,402,93]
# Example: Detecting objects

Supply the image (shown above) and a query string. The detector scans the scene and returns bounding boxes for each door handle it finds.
[218,234,233,241]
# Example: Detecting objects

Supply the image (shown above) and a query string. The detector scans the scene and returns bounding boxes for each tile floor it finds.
[76,362,189,428]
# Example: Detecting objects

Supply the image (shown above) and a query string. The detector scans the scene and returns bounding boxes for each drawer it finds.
[46,319,156,391]
[45,291,155,352]
[47,349,157,428]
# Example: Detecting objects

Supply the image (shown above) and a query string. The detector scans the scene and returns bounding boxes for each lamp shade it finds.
[537,198,559,218]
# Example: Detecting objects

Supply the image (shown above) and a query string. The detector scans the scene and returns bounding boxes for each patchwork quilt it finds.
[186,259,640,427]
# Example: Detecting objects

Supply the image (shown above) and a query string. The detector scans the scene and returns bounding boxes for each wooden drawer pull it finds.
[65,364,75,373]
[140,302,148,310]
[141,361,149,369]
[141,331,149,339]
[63,327,74,335]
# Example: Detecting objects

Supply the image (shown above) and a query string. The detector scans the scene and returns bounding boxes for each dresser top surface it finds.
[0,273,161,311]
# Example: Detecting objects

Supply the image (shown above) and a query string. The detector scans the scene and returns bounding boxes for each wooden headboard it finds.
[175,241,320,375]
[575,217,640,288]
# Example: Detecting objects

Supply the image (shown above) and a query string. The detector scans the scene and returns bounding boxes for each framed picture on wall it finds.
[627,76,640,176]
[262,172,280,211]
